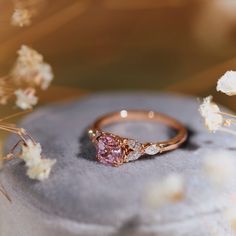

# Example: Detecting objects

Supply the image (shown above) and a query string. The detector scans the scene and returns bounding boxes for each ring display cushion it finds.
[0,92,235,236]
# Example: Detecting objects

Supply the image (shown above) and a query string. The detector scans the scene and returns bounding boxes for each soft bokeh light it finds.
[1,0,236,106]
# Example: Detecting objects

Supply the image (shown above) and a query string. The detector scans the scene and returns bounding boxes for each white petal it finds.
[20,140,42,167]
[11,45,53,90]
[15,89,38,110]
[199,96,223,132]
[11,9,32,27]
[217,71,236,96]
[20,140,56,181]
[37,63,53,90]
[26,158,56,181]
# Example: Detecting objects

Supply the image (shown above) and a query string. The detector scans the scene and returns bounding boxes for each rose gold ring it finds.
[88,110,187,166]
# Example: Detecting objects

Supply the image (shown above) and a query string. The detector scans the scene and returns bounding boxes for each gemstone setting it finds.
[126,139,143,162]
[145,144,160,155]
[96,133,125,166]
[88,129,101,141]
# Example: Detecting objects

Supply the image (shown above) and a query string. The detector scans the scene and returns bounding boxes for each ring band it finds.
[88,110,187,166]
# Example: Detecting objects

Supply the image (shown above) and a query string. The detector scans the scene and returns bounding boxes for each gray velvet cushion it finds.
[0,92,235,236]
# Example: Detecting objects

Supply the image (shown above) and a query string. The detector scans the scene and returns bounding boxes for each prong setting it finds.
[144,144,160,155]
[124,139,143,162]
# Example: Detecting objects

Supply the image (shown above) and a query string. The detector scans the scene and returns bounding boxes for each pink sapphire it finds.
[96,133,124,166]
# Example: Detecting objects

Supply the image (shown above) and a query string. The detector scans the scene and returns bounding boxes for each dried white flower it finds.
[26,158,56,181]
[11,8,32,27]
[199,96,223,132]
[0,45,53,109]
[20,140,56,181]
[17,44,43,65]
[145,173,184,208]
[11,45,53,90]
[15,88,38,110]
[35,63,53,90]
[20,140,42,167]
[217,71,236,96]
[203,150,236,187]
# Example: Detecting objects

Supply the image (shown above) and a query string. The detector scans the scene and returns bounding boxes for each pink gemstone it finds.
[96,134,124,166]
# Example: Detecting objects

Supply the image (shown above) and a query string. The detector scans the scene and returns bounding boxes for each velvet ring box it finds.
[0,92,235,236]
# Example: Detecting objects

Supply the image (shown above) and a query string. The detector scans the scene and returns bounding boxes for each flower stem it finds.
[0,182,11,203]
[219,127,236,136]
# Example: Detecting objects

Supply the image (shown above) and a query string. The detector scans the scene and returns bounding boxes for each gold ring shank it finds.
[91,110,187,153]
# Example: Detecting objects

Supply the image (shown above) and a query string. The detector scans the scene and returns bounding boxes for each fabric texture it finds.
[0,92,235,236]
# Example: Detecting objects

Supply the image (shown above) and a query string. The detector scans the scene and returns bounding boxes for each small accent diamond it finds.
[88,129,95,138]
[127,151,142,161]
[126,139,142,162]
[88,130,101,140]
[145,144,160,155]
[127,139,139,149]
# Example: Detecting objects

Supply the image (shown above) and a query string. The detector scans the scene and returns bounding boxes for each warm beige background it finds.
[1,0,236,110]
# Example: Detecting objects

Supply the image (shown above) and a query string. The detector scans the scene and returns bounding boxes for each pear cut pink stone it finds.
[96,134,124,166]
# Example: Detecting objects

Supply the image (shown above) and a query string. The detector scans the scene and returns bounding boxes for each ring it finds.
[88,110,187,166]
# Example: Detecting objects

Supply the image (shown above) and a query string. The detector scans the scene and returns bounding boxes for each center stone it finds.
[96,133,124,166]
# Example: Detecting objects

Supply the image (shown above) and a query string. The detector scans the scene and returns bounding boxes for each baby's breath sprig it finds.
[199,71,236,233]
[0,45,53,110]
[1,2,56,184]
[199,71,236,134]
[0,111,56,181]
[11,8,33,27]
[11,0,42,27]
[199,95,236,134]
[217,71,236,96]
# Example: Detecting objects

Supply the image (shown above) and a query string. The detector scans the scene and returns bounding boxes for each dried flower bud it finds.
[224,119,232,127]
[217,71,236,96]
[0,115,56,181]
[0,45,53,110]
[20,140,56,181]
[15,88,38,110]
[20,140,42,167]
[199,96,223,132]
[11,45,54,90]
[26,158,56,181]
[11,8,32,27]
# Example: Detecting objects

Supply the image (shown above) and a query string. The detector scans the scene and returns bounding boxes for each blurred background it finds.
[1,0,236,109]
